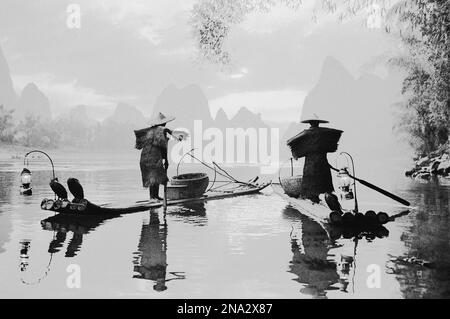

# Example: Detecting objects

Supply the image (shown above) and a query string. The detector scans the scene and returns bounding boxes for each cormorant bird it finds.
[49,178,68,199]
[324,192,342,212]
[67,178,84,200]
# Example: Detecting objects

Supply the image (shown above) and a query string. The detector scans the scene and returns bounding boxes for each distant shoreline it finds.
[0,142,138,161]
[0,143,30,160]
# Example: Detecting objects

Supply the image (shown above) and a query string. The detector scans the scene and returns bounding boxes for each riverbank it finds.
[405,142,450,180]
[0,142,140,171]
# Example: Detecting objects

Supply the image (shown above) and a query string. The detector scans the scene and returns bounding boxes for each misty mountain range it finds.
[282,56,408,162]
[1,43,406,162]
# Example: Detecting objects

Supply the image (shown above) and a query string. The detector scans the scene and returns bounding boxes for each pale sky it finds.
[0,0,398,122]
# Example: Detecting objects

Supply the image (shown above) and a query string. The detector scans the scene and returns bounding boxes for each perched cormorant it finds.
[325,192,342,212]
[67,178,84,200]
[49,178,68,199]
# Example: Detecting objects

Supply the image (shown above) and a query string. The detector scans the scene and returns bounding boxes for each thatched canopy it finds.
[287,127,343,159]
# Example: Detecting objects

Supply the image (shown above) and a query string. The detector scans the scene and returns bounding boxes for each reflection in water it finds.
[19,240,31,272]
[17,213,122,285]
[40,213,120,257]
[389,181,450,298]
[2,156,449,298]
[19,238,54,285]
[336,254,354,293]
[133,210,185,292]
[48,231,66,254]
[0,172,14,255]
[283,206,339,298]
[283,205,391,297]
[168,202,207,226]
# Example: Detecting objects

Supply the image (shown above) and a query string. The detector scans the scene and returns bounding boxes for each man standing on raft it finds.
[134,112,181,202]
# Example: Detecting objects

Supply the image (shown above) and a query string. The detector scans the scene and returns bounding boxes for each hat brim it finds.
[301,119,329,124]
[148,115,176,127]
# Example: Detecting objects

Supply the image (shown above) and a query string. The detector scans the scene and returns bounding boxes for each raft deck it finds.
[42,182,272,216]
[272,184,332,229]
[271,184,400,240]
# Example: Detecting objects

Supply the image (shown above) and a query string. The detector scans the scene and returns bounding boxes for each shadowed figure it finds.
[134,113,176,201]
[283,206,339,298]
[133,210,185,291]
[286,116,343,202]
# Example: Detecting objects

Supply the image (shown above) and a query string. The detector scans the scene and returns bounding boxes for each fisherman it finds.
[286,114,343,206]
[134,112,180,202]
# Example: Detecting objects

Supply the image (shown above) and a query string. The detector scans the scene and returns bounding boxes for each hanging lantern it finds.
[337,168,354,200]
[20,168,32,195]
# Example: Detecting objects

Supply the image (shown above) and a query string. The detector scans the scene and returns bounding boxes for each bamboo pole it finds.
[163,169,168,209]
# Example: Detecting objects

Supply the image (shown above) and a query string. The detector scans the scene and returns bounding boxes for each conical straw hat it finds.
[148,112,176,127]
[301,113,329,125]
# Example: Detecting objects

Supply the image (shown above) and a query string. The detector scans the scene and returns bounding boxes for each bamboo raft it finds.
[273,184,396,240]
[273,184,333,228]
[277,118,410,231]
[272,184,408,226]
[41,181,271,216]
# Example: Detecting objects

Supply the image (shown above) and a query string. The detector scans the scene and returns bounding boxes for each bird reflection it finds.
[133,209,185,291]
[41,213,120,257]
[48,231,66,254]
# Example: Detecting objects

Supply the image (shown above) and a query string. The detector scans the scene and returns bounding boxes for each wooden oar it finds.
[353,176,410,206]
[330,165,410,206]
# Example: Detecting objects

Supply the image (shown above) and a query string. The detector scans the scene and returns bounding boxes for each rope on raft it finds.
[212,161,240,183]
[206,161,217,192]
[177,149,257,192]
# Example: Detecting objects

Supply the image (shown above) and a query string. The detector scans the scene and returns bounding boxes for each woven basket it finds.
[280,175,303,198]
[170,173,209,199]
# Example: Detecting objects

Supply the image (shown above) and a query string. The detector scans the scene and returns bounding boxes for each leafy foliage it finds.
[0,104,15,143]
[191,0,302,66]
[387,0,449,155]
[191,0,449,155]
[14,116,60,148]
[191,0,393,66]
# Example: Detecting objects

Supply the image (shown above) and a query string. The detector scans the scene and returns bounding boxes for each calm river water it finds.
[0,151,449,298]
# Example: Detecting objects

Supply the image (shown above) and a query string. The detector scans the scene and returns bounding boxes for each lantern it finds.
[20,168,32,195]
[337,167,354,200]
